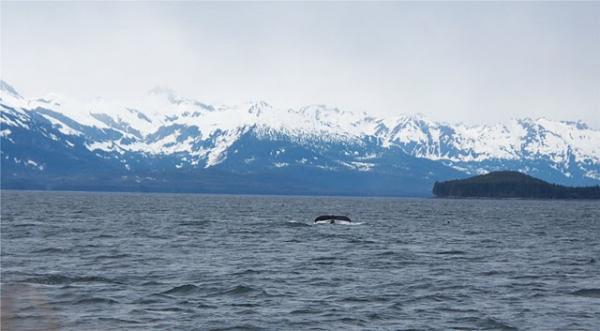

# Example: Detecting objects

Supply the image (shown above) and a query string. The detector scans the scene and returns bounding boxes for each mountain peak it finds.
[147,86,180,104]
[39,92,69,106]
[0,80,23,99]
[246,100,272,116]
[561,120,589,130]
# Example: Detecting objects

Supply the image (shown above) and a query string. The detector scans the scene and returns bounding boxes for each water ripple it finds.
[2,191,599,330]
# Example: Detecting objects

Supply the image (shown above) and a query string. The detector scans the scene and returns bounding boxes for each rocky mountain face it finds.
[1,81,598,195]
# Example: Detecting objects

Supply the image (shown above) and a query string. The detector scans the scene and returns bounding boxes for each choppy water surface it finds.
[1,191,599,330]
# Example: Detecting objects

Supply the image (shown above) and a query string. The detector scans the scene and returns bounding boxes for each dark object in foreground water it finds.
[433,171,600,199]
[314,215,352,224]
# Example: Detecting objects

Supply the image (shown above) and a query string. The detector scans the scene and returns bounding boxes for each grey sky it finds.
[2,1,599,127]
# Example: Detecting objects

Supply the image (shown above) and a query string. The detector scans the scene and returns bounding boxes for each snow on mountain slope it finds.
[382,116,598,162]
[1,80,599,184]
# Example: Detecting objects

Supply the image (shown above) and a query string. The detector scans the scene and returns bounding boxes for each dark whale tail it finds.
[314,215,352,223]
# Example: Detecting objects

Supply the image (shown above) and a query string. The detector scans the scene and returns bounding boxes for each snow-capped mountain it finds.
[2,80,598,195]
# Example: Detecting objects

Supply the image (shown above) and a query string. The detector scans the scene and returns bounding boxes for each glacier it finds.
[1,80,599,196]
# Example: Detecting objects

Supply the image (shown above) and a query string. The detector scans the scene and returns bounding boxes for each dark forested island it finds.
[433,171,600,199]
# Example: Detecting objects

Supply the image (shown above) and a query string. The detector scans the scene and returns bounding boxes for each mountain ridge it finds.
[2,81,599,195]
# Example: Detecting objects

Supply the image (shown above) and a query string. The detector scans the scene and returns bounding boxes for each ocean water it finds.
[1,190,599,330]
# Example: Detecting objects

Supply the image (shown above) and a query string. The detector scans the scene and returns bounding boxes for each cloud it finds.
[2,2,599,127]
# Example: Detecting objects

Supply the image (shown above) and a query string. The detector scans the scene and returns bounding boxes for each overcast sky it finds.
[2,2,599,127]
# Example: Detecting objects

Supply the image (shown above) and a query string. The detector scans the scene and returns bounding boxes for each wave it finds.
[178,221,210,226]
[93,234,115,239]
[30,247,68,254]
[347,238,378,244]
[97,317,141,324]
[232,269,262,276]
[22,274,122,285]
[340,296,372,303]
[74,297,119,305]
[451,316,517,330]
[480,270,510,276]
[209,324,263,331]
[159,283,272,298]
[435,250,467,255]
[477,317,518,331]
[13,223,43,227]
[571,288,600,298]
[290,308,322,315]
[94,254,131,260]
[162,284,201,295]
[285,221,311,228]
[220,284,270,297]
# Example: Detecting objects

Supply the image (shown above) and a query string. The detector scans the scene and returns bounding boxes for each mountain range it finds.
[1,80,599,196]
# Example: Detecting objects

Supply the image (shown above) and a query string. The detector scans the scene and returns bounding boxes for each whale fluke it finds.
[313,215,351,224]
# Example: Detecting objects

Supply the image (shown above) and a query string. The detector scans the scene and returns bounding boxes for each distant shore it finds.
[433,171,600,200]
